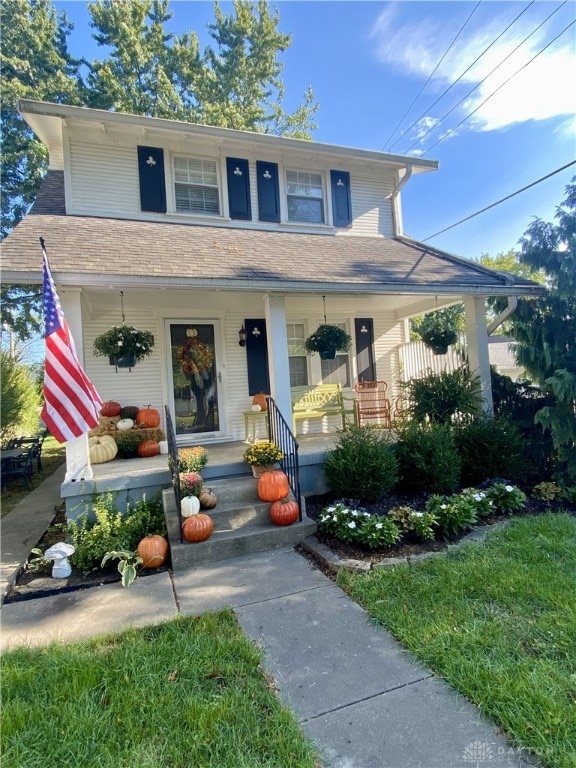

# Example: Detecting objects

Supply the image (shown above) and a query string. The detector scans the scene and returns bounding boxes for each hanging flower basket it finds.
[93,325,154,371]
[304,324,351,360]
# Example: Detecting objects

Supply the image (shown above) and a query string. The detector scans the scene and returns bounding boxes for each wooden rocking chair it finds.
[354,381,392,429]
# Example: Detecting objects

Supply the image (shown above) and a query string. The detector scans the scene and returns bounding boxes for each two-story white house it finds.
[2,100,543,453]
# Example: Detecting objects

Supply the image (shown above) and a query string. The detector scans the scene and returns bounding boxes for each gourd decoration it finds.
[100,401,121,418]
[199,488,218,510]
[120,405,140,420]
[181,495,201,517]
[257,470,290,502]
[137,440,160,458]
[136,405,161,429]
[137,534,169,568]
[252,393,269,411]
[270,498,299,526]
[88,435,118,464]
[159,440,169,455]
[251,404,262,412]
[182,513,214,543]
[116,418,134,431]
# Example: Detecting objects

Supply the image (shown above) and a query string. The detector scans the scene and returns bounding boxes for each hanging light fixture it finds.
[238,325,247,347]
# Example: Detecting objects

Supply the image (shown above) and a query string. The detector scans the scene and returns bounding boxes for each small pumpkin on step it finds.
[199,488,218,510]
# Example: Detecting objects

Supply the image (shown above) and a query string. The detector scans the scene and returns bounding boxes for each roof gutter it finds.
[487,272,518,335]
[391,165,414,237]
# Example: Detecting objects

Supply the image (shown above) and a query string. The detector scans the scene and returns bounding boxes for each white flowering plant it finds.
[93,325,154,363]
[317,501,401,549]
[483,483,526,515]
[388,505,437,541]
[425,494,479,538]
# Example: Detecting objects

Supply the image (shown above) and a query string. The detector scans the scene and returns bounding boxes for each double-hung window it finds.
[321,323,351,387]
[286,170,324,224]
[174,156,220,215]
[286,323,308,387]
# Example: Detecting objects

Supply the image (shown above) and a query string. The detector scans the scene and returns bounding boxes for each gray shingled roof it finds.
[0,171,544,297]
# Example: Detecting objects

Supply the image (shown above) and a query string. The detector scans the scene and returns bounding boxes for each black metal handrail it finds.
[164,406,183,541]
[267,397,302,521]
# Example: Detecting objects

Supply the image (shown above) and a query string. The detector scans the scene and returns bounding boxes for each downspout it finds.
[487,272,518,335]
[391,164,413,237]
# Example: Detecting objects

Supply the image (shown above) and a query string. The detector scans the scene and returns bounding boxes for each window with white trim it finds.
[174,156,220,215]
[286,323,308,387]
[285,170,324,224]
[321,323,351,387]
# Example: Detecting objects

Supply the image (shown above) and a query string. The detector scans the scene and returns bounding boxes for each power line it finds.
[382,1,481,151]
[421,161,576,242]
[405,0,568,155]
[386,0,536,153]
[421,17,575,156]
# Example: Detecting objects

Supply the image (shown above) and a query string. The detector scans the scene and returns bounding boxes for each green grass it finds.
[1,611,319,768]
[1,435,65,518]
[338,513,576,768]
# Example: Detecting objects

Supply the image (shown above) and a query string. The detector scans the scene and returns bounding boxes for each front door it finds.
[169,322,222,437]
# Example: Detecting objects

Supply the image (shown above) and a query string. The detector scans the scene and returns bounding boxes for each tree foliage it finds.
[0,350,42,440]
[507,179,576,483]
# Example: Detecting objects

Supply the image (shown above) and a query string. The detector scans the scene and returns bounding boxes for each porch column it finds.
[263,294,292,427]
[464,296,493,414]
[57,288,94,481]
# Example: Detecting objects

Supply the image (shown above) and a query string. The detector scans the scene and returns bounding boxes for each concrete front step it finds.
[198,474,270,506]
[162,488,316,571]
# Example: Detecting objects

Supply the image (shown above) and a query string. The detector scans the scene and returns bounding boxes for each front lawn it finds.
[1,611,319,768]
[1,435,65,518]
[338,513,576,768]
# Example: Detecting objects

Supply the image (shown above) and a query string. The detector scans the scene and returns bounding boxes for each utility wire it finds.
[421,17,575,156]
[405,0,568,155]
[421,161,576,242]
[382,1,481,151]
[386,0,536,152]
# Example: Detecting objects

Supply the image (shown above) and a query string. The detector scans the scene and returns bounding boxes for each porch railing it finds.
[164,405,183,542]
[267,397,302,521]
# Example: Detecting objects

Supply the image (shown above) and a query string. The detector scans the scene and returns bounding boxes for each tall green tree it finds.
[507,179,576,483]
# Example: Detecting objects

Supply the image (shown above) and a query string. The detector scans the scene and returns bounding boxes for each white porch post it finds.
[464,296,493,414]
[263,294,292,427]
[58,288,94,481]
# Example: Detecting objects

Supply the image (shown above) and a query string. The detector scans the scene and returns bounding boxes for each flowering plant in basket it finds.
[93,325,154,362]
[243,442,283,466]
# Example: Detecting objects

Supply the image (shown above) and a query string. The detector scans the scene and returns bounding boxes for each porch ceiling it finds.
[1,172,545,300]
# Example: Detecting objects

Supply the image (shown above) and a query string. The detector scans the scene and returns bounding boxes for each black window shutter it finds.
[355,318,375,382]
[137,146,166,213]
[330,170,352,227]
[256,161,280,222]
[226,157,251,220]
[245,319,270,396]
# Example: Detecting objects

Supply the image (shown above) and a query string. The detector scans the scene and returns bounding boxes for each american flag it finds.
[41,244,103,443]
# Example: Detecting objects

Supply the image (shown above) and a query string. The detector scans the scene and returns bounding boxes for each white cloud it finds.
[370,4,576,140]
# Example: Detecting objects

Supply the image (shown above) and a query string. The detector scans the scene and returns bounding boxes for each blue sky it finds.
[53,0,576,261]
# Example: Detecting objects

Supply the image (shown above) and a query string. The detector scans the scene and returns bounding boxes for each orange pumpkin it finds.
[252,393,269,411]
[137,534,169,568]
[137,440,160,458]
[257,470,290,502]
[100,401,121,417]
[182,513,214,543]
[136,405,161,428]
[270,498,299,526]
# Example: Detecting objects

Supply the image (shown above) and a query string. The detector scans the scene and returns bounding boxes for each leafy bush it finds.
[425,493,479,538]
[324,426,398,502]
[483,483,526,515]
[532,481,563,501]
[68,493,166,575]
[317,501,401,549]
[453,415,524,486]
[0,351,41,442]
[394,422,461,494]
[402,368,482,426]
[388,505,437,540]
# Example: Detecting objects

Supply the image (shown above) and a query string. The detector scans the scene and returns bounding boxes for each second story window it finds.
[286,170,324,224]
[174,156,220,215]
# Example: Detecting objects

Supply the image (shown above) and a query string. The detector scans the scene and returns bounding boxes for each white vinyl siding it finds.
[69,140,139,215]
[174,157,220,215]
[286,170,324,224]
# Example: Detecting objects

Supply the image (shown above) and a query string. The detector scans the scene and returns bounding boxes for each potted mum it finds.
[243,442,283,478]
[93,325,154,370]
[304,324,352,360]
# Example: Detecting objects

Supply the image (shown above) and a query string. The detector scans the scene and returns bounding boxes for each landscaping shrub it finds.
[324,426,398,502]
[425,493,479,538]
[402,368,482,425]
[483,482,526,515]
[388,505,437,541]
[453,414,524,486]
[317,501,401,549]
[394,422,461,494]
[68,493,166,574]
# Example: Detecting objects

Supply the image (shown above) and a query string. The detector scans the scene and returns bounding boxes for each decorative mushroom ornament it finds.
[44,542,75,578]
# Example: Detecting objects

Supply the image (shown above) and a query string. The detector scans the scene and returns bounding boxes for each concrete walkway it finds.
[1,476,536,768]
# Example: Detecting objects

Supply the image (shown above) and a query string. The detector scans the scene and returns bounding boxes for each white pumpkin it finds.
[89,435,118,464]
[159,440,169,455]
[251,404,262,412]
[181,495,200,517]
[116,418,134,431]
